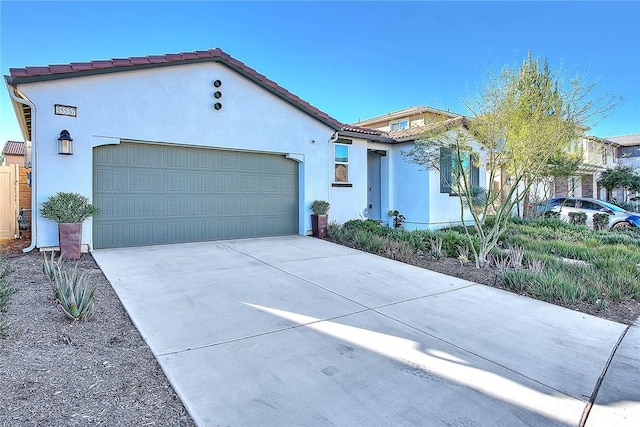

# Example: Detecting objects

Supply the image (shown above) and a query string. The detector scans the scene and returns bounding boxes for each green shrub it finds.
[40,192,100,223]
[568,211,587,226]
[593,213,610,231]
[543,211,561,220]
[382,239,415,263]
[438,229,477,257]
[310,200,330,215]
[353,230,385,254]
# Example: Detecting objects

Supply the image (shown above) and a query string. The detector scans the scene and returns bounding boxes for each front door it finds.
[367,151,382,221]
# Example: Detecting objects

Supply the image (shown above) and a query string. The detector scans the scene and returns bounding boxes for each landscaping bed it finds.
[328,219,640,325]
[0,239,194,426]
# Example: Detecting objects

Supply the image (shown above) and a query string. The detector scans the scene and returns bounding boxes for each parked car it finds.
[547,197,640,229]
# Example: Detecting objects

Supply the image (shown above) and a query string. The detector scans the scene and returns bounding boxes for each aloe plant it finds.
[43,252,64,283]
[51,265,96,321]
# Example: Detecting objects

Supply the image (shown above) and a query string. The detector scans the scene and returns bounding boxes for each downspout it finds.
[327,131,339,196]
[6,83,37,253]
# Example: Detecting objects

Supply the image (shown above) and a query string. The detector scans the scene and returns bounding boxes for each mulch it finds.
[0,238,194,426]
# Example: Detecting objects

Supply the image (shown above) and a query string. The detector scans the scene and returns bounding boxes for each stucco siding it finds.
[389,143,431,229]
[18,62,338,248]
[329,137,368,224]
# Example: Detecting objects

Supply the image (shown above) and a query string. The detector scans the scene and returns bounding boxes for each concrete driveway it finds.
[92,236,637,426]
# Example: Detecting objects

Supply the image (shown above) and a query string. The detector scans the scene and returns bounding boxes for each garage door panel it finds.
[94,143,298,248]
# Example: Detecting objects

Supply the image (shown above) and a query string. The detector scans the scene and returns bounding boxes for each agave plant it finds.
[42,252,64,287]
[51,265,96,321]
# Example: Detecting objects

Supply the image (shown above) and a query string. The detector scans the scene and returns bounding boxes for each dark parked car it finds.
[548,197,640,229]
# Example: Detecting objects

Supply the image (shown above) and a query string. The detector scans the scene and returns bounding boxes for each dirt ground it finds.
[0,238,194,426]
[1,236,638,427]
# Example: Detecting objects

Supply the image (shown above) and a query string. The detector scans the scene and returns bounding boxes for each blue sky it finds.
[1,1,639,145]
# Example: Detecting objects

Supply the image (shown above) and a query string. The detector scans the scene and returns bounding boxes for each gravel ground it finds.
[0,239,194,427]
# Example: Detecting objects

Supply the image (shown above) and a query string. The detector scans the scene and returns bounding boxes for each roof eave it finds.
[337,130,396,143]
[7,55,343,132]
[4,79,31,142]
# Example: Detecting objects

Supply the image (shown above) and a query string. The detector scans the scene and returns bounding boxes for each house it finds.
[551,135,620,201]
[1,141,31,239]
[609,134,640,201]
[2,141,27,166]
[356,107,485,229]
[7,48,444,251]
[610,134,640,170]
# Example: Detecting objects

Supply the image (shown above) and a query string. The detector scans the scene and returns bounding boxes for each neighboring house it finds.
[553,135,620,201]
[3,48,409,250]
[610,134,640,170]
[0,140,31,239]
[2,141,26,166]
[609,134,640,201]
[355,107,485,229]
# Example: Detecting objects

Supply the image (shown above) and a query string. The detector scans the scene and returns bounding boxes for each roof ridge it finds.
[7,48,352,131]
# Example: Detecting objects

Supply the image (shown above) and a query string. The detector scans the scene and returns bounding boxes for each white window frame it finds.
[390,119,409,132]
[334,144,349,183]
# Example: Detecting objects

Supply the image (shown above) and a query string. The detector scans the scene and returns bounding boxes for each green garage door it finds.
[93,142,298,249]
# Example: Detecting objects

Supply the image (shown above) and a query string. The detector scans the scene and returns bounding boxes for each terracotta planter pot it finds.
[58,223,82,260]
[311,214,328,239]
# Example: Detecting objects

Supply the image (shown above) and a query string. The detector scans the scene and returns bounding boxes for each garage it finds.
[93,142,299,249]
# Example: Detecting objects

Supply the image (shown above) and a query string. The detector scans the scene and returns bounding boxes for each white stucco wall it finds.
[385,137,484,231]
[329,137,369,224]
[14,62,353,248]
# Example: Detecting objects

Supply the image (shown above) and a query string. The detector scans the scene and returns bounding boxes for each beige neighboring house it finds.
[354,105,459,133]
[552,135,620,201]
[2,141,26,166]
[1,141,31,238]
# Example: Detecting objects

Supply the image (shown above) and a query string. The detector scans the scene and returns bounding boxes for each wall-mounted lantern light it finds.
[58,129,73,155]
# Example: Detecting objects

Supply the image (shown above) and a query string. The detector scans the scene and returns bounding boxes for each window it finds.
[578,200,597,210]
[439,147,480,194]
[334,144,349,182]
[390,120,409,131]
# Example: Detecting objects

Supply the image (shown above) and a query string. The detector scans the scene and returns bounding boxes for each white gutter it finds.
[6,83,37,253]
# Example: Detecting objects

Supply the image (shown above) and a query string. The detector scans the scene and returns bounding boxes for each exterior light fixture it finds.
[58,129,73,155]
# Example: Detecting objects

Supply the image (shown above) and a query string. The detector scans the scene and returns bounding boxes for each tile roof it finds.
[7,48,349,131]
[607,134,640,147]
[2,141,26,156]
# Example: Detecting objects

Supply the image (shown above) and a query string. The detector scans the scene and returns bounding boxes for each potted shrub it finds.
[40,192,100,260]
[310,200,330,238]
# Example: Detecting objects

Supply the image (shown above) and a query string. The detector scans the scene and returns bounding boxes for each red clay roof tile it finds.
[91,60,113,69]
[70,63,94,71]
[2,141,26,156]
[130,57,150,65]
[7,48,392,138]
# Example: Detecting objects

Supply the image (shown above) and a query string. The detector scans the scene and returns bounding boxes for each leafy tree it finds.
[598,165,640,200]
[403,52,619,268]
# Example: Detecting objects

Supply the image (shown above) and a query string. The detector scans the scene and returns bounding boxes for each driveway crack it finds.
[579,324,631,426]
